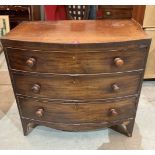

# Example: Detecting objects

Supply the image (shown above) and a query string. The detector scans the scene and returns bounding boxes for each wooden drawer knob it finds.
[112,84,120,92]
[72,56,76,60]
[105,11,111,16]
[26,57,36,68]
[114,57,124,67]
[110,108,118,116]
[31,84,40,93]
[35,108,44,118]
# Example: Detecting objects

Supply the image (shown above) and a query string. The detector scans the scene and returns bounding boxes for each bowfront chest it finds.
[1,20,151,136]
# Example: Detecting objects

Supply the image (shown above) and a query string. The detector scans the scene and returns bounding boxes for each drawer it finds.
[14,72,141,100]
[6,47,146,74]
[18,97,136,124]
[97,6,133,19]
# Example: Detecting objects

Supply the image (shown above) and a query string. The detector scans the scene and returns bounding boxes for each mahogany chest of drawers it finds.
[1,20,151,136]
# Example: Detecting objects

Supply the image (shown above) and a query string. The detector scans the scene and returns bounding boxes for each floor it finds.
[0,52,155,150]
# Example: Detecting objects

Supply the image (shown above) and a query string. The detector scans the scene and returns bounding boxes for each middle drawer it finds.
[13,72,141,100]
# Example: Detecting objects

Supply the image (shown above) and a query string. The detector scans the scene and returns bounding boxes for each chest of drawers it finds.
[1,20,151,136]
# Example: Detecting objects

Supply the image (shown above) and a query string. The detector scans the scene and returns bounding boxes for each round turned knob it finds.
[114,57,124,67]
[72,80,76,84]
[31,84,41,93]
[105,11,111,16]
[112,84,120,92]
[35,108,44,118]
[72,56,76,60]
[26,57,36,68]
[110,108,118,116]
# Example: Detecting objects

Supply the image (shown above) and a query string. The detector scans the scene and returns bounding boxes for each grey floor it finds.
[0,52,155,150]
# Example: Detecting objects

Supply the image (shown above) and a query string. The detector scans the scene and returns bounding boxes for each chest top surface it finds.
[1,19,150,44]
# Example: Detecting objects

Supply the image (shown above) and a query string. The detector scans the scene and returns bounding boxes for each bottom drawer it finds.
[18,97,136,124]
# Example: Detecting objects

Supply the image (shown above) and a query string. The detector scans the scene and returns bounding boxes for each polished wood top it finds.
[1,19,150,44]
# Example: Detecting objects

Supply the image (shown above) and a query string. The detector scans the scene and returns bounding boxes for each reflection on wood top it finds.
[1,19,150,44]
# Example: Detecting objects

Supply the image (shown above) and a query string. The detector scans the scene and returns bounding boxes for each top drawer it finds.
[6,47,146,74]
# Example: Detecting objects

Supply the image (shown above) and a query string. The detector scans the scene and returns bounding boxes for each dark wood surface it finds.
[6,46,147,74]
[1,20,150,44]
[1,20,151,136]
[14,72,141,100]
[21,117,134,134]
[132,6,146,26]
[18,96,136,124]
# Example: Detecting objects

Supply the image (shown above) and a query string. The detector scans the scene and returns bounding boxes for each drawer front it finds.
[6,47,146,74]
[18,97,136,124]
[97,6,133,19]
[14,72,141,100]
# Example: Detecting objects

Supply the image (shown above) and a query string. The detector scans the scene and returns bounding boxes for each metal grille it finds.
[66,5,90,20]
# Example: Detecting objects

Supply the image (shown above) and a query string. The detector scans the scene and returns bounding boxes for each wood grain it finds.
[21,117,134,132]
[6,46,147,74]
[13,72,142,100]
[132,5,146,26]
[1,20,151,136]
[1,20,149,44]
[18,96,136,124]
